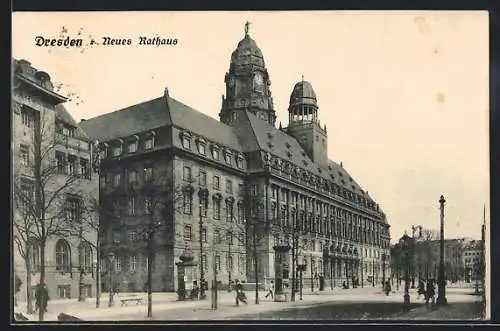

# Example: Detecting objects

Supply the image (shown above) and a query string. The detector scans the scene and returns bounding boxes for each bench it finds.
[118,295,143,306]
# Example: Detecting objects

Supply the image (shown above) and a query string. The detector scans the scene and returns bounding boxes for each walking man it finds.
[265,280,274,299]
[235,280,247,306]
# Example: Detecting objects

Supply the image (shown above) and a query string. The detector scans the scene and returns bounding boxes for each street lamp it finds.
[382,253,387,289]
[436,195,447,305]
[107,252,115,307]
[399,233,411,307]
[297,256,306,301]
[94,258,100,308]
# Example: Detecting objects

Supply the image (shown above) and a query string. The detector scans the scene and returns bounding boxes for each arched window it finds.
[28,240,41,272]
[55,239,71,273]
[79,242,93,273]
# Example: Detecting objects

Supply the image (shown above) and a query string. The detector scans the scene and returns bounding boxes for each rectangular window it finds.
[226,203,234,222]
[21,108,34,128]
[183,166,192,181]
[214,230,221,244]
[128,170,137,184]
[128,142,137,153]
[112,146,122,157]
[80,158,90,179]
[56,152,66,174]
[184,225,192,241]
[202,255,208,272]
[144,138,154,150]
[197,142,206,155]
[215,255,221,271]
[115,257,122,273]
[251,185,257,196]
[20,144,29,167]
[202,227,207,242]
[236,157,244,169]
[224,152,232,165]
[226,180,233,194]
[183,193,192,215]
[239,183,244,195]
[66,198,80,222]
[227,232,233,245]
[113,173,121,187]
[212,148,220,160]
[144,167,153,182]
[128,196,136,216]
[144,198,152,214]
[238,255,245,273]
[200,198,207,217]
[214,200,221,220]
[213,176,220,190]
[67,155,77,175]
[129,255,137,272]
[182,136,191,149]
[128,230,137,242]
[57,285,71,299]
[199,171,207,187]
[237,204,244,223]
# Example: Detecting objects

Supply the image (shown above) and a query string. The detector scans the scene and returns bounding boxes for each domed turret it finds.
[288,78,319,124]
[289,80,317,108]
[230,22,266,70]
[220,22,276,126]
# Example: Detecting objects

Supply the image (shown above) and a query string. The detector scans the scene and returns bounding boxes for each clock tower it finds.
[219,22,276,126]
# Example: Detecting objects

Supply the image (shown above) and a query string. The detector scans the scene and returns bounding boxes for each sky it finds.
[12,11,490,243]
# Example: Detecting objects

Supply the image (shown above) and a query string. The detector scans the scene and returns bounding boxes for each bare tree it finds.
[13,106,89,321]
[414,228,439,281]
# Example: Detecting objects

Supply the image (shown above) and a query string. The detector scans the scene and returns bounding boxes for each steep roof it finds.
[79,97,171,142]
[54,104,90,141]
[79,95,242,151]
[167,97,242,151]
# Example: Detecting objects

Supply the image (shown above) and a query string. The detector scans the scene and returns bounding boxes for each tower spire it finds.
[245,21,251,36]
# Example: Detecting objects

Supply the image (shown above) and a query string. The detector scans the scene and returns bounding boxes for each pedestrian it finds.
[425,279,435,305]
[35,283,49,313]
[417,280,426,299]
[264,280,274,299]
[235,280,247,306]
[384,280,391,296]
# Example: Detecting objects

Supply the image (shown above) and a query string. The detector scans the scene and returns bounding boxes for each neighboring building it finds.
[463,239,483,282]
[12,59,98,302]
[80,25,390,292]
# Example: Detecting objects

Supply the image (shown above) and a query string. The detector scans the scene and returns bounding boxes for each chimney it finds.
[164,87,169,98]
[340,161,343,168]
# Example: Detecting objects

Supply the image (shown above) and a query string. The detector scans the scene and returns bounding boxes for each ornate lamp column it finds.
[399,234,411,307]
[436,195,448,305]
[107,252,115,307]
[273,244,291,302]
[198,188,209,300]
[382,253,387,289]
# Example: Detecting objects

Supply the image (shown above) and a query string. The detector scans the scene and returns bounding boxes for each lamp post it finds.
[94,258,100,308]
[297,257,306,301]
[399,233,411,307]
[382,253,386,289]
[107,252,115,307]
[198,188,208,300]
[436,195,447,305]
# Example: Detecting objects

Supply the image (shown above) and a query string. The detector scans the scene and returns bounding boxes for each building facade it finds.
[12,59,98,303]
[463,239,483,282]
[80,25,390,292]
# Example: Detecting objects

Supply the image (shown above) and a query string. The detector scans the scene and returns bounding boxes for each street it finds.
[13,285,485,321]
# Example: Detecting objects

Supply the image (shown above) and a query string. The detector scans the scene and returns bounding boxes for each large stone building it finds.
[12,59,98,303]
[80,25,391,292]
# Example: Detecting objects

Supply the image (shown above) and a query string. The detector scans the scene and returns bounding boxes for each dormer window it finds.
[224,150,232,165]
[144,131,156,150]
[181,132,191,149]
[112,146,122,157]
[196,138,207,155]
[236,155,244,169]
[212,145,220,160]
[128,141,138,153]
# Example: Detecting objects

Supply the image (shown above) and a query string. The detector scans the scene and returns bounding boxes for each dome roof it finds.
[230,34,265,69]
[289,80,318,108]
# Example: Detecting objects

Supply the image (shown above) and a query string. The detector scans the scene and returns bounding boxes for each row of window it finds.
[109,136,155,157]
[181,132,244,169]
[183,225,245,245]
[103,166,154,189]
[55,151,91,179]
[28,239,93,273]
